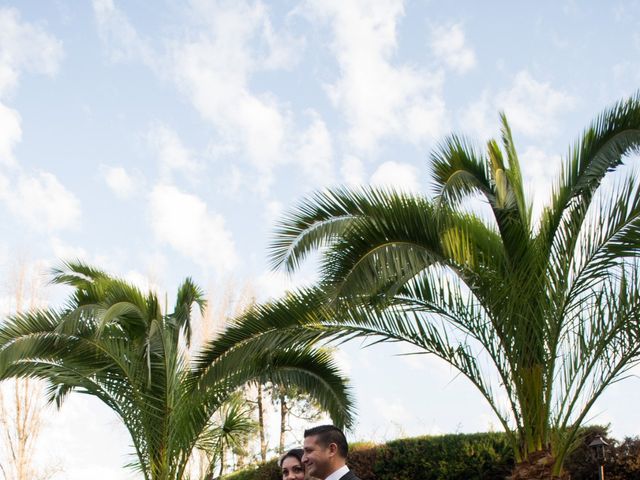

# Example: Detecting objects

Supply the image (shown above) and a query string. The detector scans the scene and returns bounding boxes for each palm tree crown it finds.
[0,262,354,480]
[223,94,640,478]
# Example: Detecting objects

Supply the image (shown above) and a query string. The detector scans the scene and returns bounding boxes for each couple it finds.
[279,425,360,480]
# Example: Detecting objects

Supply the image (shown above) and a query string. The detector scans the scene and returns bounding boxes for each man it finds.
[302,425,360,480]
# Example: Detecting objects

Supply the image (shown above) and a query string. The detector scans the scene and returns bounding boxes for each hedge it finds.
[224,427,640,480]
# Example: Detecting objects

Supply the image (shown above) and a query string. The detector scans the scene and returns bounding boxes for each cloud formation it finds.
[0,171,81,232]
[497,71,576,137]
[0,7,64,165]
[307,0,448,152]
[370,160,420,192]
[0,7,79,232]
[464,70,576,140]
[430,23,476,74]
[170,2,294,186]
[147,124,200,182]
[294,111,334,186]
[0,7,63,95]
[102,165,136,199]
[0,102,20,166]
[149,184,238,273]
[340,155,365,186]
[92,0,154,65]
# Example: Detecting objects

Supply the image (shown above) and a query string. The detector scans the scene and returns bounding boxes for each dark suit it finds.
[339,471,361,480]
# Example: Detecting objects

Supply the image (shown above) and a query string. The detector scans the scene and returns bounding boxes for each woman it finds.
[279,448,306,480]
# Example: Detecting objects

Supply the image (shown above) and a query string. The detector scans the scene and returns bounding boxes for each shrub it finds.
[564,425,640,480]
[224,428,640,480]
[371,432,513,480]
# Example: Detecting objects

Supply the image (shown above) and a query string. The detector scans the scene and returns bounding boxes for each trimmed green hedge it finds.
[224,432,512,480]
[352,432,513,480]
[224,428,640,480]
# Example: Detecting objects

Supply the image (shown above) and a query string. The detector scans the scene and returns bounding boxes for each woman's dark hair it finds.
[278,448,304,467]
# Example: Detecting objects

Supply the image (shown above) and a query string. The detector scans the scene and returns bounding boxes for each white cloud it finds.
[102,165,135,199]
[92,0,154,66]
[263,199,283,226]
[122,269,161,294]
[294,111,335,186]
[340,155,365,186]
[0,7,63,97]
[463,70,576,140]
[373,396,411,423]
[332,347,352,375]
[307,0,448,152]
[146,124,199,182]
[254,269,317,302]
[170,1,297,187]
[149,184,238,273]
[256,6,304,70]
[520,146,562,219]
[93,1,328,196]
[254,270,296,302]
[0,102,21,166]
[430,23,476,74]
[51,237,89,262]
[138,250,168,289]
[370,161,420,192]
[461,91,496,140]
[0,7,63,165]
[0,10,75,236]
[217,165,245,197]
[498,71,576,138]
[49,239,122,273]
[0,171,81,232]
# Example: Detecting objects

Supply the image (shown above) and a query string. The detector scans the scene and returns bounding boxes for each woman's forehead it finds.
[281,456,302,467]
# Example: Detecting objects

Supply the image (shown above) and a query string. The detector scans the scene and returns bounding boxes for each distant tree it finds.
[186,280,259,475]
[266,382,323,454]
[0,261,60,480]
[564,425,640,480]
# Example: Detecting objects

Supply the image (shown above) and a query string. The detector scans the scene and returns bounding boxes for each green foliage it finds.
[224,461,280,480]
[374,433,513,480]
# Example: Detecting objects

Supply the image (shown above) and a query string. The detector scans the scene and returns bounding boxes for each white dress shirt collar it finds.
[325,464,350,480]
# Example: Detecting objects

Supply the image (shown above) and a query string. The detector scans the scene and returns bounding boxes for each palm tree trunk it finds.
[218,444,226,477]
[278,391,288,454]
[257,384,267,462]
[508,450,569,480]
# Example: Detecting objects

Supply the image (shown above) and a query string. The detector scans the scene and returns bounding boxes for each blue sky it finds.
[1,1,639,478]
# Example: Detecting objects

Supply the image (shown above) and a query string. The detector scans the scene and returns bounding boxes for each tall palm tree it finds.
[214,95,640,479]
[0,262,354,480]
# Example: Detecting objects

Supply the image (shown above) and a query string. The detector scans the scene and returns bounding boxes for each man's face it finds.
[302,435,333,479]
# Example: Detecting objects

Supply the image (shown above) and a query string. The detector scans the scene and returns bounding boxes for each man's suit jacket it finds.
[339,471,361,480]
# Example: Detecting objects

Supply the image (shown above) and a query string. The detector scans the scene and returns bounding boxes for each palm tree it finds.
[215,95,640,479]
[0,262,354,480]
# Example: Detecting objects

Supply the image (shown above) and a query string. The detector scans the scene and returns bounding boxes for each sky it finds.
[0,0,639,478]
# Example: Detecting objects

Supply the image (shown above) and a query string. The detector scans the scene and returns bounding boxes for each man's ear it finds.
[328,442,338,457]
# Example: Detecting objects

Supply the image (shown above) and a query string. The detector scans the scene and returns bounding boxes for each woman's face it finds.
[281,456,305,480]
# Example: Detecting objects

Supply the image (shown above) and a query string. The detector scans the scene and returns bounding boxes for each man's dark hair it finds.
[304,425,348,458]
